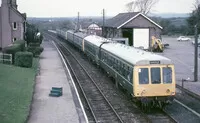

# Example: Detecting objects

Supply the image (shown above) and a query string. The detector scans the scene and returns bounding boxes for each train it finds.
[55,29,176,109]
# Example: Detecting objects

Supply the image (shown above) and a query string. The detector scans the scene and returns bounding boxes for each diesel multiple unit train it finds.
[56,29,176,108]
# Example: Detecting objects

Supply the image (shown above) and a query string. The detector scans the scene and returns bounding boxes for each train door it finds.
[82,39,85,52]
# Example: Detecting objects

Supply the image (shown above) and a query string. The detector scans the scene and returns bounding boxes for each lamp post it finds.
[194,24,198,82]
[102,9,105,37]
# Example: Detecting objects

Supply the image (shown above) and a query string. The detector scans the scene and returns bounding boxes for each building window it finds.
[13,38,17,42]
[13,22,17,30]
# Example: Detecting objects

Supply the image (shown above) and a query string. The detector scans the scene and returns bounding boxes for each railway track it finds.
[45,32,178,123]
[164,85,200,122]
[55,39,124,123]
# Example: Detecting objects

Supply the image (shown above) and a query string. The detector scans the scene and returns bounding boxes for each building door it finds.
[122,28,132,46]
[133,28,149,49]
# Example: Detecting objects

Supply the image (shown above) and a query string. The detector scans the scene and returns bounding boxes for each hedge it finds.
[14,52,33,68]
[28,42,40,47]
[13,40,25,51]
[3,44,21,64]
[27,46,44,57]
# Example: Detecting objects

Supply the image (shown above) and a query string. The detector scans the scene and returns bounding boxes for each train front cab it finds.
[133,64,176,104]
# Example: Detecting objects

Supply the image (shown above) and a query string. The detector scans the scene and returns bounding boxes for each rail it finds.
[56,41,123,123]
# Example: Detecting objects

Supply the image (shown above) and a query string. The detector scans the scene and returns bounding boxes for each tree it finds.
[187,0,200,35]
[59,20,74,30]
[125,0,159,15]
[194,0,200,9]
[25,24,43,45]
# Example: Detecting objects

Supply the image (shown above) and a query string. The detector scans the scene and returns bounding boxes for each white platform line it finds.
[175,99,200,118]
[52,40,89,123]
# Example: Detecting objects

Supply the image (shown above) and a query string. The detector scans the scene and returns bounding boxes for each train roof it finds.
[67,30,88,38]
[67,30,75,33]
[102,43,172,65]
[84,35,111,46]
[74,31,88,38]
[84,35,172,65]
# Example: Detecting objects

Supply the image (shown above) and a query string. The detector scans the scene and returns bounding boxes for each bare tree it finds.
[125,0,159,15]
[194,0,200,9]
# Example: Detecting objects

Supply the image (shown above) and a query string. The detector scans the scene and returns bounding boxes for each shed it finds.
[103,12,162,49]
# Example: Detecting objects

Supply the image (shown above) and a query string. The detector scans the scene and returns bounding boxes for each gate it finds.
[0,53,12,64]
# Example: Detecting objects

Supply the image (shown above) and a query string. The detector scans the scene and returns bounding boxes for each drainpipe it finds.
[9,4,13,43]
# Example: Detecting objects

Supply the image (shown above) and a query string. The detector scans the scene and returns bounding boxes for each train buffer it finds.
[49,87,63,97]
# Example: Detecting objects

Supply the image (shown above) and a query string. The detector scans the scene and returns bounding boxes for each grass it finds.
[0,58,39,123]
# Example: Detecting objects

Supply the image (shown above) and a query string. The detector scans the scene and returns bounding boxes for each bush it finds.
[28,42,40,47]
[3,44,21,64]
[13,40,26,51]
[14,52,33,68]
[27,46,44,57]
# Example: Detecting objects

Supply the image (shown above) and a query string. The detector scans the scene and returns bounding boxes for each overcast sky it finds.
[1,0,196,17]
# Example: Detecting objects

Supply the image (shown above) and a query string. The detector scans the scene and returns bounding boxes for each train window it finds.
[127,67,131,81]
[109,57,111,65]
[163,67,172,84]
[151,68,161,84]
[122,64,125,76]
[139,68,149,84]
[113,58,116,69]
[119,62,122,74]
[116,60,119,71]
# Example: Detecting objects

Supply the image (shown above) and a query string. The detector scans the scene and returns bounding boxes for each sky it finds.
[0,0,196,17]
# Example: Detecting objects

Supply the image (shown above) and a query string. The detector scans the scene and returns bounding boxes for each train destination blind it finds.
[150,61,160,64]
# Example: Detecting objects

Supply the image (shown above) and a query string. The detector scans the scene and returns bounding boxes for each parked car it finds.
[177,36,191,41]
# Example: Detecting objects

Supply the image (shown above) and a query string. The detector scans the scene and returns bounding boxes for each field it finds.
[0,58,39,123]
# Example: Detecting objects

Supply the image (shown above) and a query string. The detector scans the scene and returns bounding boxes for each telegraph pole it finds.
[194,24,198,82]
[102,9,105,37]
[77,12,80,31]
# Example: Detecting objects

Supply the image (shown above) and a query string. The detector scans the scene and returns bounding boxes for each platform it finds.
[28,40,88,123]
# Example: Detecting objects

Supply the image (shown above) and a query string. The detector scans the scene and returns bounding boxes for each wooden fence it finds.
[0,53,12,64]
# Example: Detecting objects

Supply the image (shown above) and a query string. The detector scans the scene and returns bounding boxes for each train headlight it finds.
[141,90,146,96]
[166,89,170,93]
[171,92,175,95]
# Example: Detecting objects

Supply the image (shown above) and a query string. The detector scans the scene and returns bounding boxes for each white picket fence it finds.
[0,53,12,64]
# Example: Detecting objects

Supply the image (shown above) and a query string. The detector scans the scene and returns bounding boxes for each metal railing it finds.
[0,53,12,64]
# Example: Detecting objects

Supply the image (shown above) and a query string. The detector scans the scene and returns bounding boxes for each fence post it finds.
[3,53,4,64]
[10,54,12,64]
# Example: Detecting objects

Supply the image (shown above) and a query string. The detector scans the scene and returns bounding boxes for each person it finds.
[143,78,148,84]
[153,42,158,52]
[140,77,148,84]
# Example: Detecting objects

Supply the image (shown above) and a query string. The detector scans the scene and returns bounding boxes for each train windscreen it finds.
[139,68,149,84]
[163,67,172,84]
[151,68,161,84]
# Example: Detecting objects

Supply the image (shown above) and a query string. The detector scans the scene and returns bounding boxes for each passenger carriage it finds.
[83,35,175,107]
[83,35,110,64]
[67,30,87,50]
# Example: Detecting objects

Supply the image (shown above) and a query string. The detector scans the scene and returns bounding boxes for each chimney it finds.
[2,0,11,5]
[11,0,18,9]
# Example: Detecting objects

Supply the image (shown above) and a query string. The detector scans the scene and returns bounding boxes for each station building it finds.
[103,12,163,49]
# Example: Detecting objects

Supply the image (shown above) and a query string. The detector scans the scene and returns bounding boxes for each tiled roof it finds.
[104,12,162,29]
[11,7,26,20]
[105,12,139,28]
